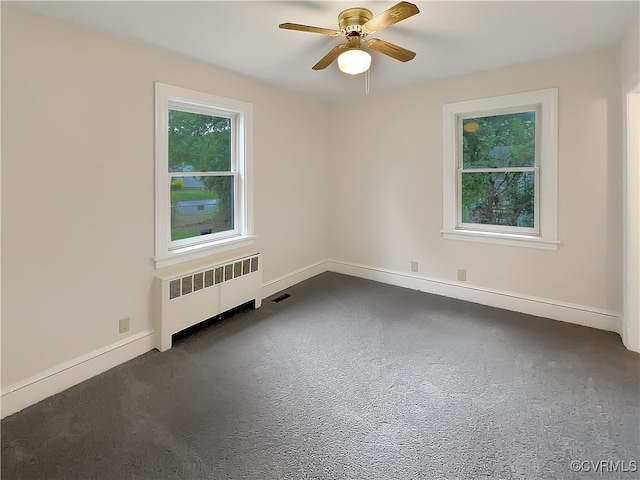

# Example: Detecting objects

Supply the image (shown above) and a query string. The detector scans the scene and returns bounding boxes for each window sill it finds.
[154,235,257,269]
[441,229,560,250]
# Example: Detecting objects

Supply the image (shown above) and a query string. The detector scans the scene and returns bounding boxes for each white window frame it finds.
[154,83,255,269]
[442,88,560,250]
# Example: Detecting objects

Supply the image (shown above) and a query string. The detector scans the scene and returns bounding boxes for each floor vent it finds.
[272,293,291,303]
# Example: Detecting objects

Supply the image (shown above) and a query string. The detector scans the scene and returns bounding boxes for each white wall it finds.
[1,6,329,389]
[620,18,639,83]
[328,49,622,315]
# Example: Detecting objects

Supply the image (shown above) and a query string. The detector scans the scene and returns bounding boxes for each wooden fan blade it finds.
[366,38,416,62]
[279,23,341,36]
[362,2,419,34]
[312,44,349,70]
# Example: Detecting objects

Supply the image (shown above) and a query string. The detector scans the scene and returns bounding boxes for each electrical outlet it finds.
[411,261,419,272]
[457,269,467,281]
[119,317,130,334]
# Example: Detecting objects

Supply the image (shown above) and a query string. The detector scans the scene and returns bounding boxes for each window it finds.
[155,83,254,268]
[442,89,559,250]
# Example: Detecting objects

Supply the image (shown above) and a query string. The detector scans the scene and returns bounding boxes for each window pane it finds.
[168,110,231,173]
[461,171,535,227]
[462,112,535,169]
[170,176,234,241]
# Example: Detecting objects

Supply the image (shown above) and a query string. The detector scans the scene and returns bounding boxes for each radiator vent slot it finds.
[167,255,259,301]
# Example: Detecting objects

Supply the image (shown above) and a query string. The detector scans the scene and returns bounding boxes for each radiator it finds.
[155,253,262,352]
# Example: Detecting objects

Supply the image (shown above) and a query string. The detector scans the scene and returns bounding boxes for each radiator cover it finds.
[155,253,262,351]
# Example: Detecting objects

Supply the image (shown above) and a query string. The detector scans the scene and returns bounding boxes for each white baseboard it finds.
[327,260,622,335]
[1,330,156,419]
[261,259,329,299]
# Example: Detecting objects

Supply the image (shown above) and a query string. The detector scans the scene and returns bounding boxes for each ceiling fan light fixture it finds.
[337,49,371,75]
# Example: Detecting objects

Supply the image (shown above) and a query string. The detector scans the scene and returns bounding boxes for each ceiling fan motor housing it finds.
[338,8,373,36]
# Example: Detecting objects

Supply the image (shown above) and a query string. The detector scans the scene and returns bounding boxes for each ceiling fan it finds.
[279,1,420,75]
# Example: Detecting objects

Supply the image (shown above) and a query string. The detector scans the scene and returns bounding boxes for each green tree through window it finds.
[168,110,235,241]
[461,112,536,228]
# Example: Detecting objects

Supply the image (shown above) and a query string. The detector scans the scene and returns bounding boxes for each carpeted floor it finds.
[2,272,639,479]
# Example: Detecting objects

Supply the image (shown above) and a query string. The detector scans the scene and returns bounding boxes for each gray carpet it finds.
[2,272,639,479]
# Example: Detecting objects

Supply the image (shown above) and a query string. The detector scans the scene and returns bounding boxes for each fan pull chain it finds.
[365,69,370,94]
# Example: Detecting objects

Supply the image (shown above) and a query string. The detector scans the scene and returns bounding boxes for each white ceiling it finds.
[17,1,640,101]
